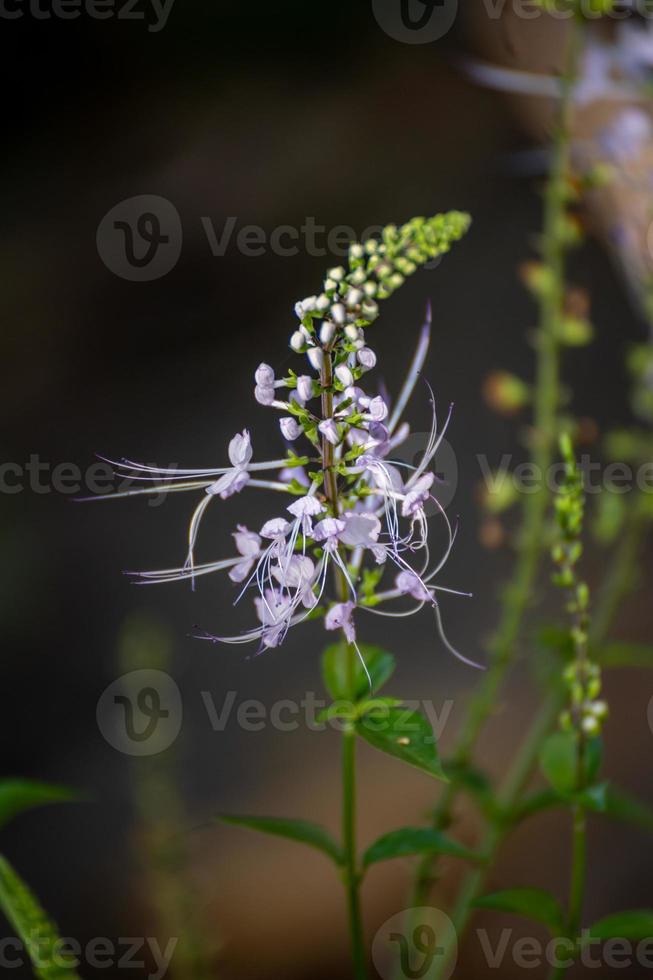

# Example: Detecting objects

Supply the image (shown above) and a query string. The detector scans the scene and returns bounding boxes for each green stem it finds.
[320,350,367,978]
[343,715,366,980]
[411,17,583,916]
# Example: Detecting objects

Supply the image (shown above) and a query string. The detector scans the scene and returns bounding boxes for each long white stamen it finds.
[387,306,431,435]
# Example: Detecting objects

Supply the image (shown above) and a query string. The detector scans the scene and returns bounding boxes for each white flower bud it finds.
[280,417,302,441]
[367,396,388,421]
[328,266,345,282]
[363,281,377,298]
[335,364,354,388]
[320,321,336,345]
[331,303,346,325]
[345,288,363,309]
[357,347,377,370]
[581,715,600,736]
[350,267,366,286]
[302,295,317,312]
[255,363,275,386]
[318,418,340,446]
[296,375,314,402]
[315,294,330,312]
[361,300,379,322]
[349,243,364,260]
[307,346,325,371]
[324,278,337,292]
[255,385,275,406]
[299,324,312,341]
[290,331,305,352]
[344,324,360,342]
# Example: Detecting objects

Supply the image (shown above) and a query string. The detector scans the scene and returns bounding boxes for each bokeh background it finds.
[2,2,652,977]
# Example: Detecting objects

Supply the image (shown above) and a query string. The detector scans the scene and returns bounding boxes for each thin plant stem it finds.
[427,485,644,979]
[410,12,583,912]
[321,349,368,979]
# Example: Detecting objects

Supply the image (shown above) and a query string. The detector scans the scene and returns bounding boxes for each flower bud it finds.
[307,347,325,371]
[335,364,354,387]
[331,303,346,325]
[296,375,314,403]
[361,300,379,322]
[320,321,336,345]
[349,243,364,261]
[315,294,330,312]
[255,385,275,406]
[344,324,360,342]
[483,372,530,416]
[350,267,367,286]
[290,330,305,352]
[345,288,363,309]
[255,363,275,386]
[327,266,345,282]
[318,418,340,445]
[357,347,377,370]
[280,417,301,441]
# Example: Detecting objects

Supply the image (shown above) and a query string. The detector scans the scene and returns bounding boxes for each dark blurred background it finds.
[2,2,652,978]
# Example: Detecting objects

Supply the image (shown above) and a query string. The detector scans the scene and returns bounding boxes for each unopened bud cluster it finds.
[552,434,606,738]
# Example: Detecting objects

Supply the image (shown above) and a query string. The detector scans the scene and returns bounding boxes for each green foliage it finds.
[595,643,653,669]
[321,643,395,703]
[584,910,653,942]
[540,732,578,795]
[218,815,343,866]
[474,888,565,935]
[356,706,446,780]
[0,781,79,833]
[0,855,81,979]
[362,828,484,869]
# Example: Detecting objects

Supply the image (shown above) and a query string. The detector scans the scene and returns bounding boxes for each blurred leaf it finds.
[363,828,484,869]
[218,814,343,865]
[0,781,80,833]
[0,854,81,979]
[540,732,577,795]
[603,786,653,833]
[474,888,565,934]
[595,644,653,669]
[321,643,395,703]
[585,910,653,942]
[356,707,446,780]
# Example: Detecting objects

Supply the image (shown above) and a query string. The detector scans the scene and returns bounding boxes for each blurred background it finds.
[2,1,652,977]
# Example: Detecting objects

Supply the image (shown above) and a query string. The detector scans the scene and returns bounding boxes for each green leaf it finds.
[0,781,80,832]
[356,707,446,780]
[474,888,565,934]
[584,910,653,942]
[321,643,395,703]
[218,814,343,866]
[540,732,578,795]
[363,827,484,869]
[0,854,82,979]
[595,644,653,669]
[603,786,653,833]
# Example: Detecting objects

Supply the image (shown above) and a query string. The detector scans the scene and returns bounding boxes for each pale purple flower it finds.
[325,601,356,643]
[401,473,435,519]
[365,396,388,422]
[207,430,253,499]
[338,512,381,548]
[254,589,293,648]
[396,570,433,603]
[307,347,324,371]
[229,526,262,583]
[313,517,346,550]
[280,417,302,441]
[272,555,317,609]
[287,495,324,535]
[598,108,653,165]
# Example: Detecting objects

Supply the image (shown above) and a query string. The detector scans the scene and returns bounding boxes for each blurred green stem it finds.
[411,16,583,915]
[343,713,366,980]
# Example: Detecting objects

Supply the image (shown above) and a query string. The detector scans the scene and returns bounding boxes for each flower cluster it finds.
[552,434,607,737]
[99,213,480,671]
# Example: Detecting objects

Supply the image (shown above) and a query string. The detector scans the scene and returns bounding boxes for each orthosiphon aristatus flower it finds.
[94,213,481,670]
